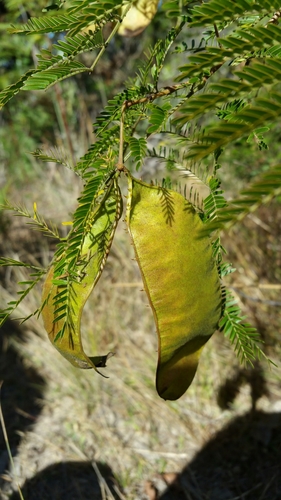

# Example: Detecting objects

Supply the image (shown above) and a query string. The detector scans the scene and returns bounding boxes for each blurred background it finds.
[0,1,281,499]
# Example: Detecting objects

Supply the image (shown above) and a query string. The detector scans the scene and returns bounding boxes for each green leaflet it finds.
[41,179,122,372]
[126,176,222,400]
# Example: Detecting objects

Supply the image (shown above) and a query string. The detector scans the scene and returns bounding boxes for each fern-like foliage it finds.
[219,290,274,367]
[0,69,35,108]
[0,1,132,102]
[189,0,281,27]
[9,0,125,35]
[32,147,74,170]
[53,171,107,276]
[201,163,281,235]
[128,137,147,171]
[1,202,60,239]
[0,267,45,327]
[203,178,227,222]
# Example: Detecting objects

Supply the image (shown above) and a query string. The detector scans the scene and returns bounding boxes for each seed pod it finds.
[41,180,122,372]
[126,176,222,400]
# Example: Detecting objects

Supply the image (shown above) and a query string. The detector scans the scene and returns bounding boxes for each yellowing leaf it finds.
[126,176,222,400]
[41,180,122,372]
[118,0,159,37]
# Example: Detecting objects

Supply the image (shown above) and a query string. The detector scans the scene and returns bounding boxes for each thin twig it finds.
[118,102,126,170]
[53,84,76,166]
[89,3,132,73]
[0,382,25,500]
[227,482,263,500]
[91,460,116,500]
[112,484,127,500]
[230,283,281,290]
[231,288,281,306]
[123,83,189,110]
[68,440,124,500]
[118,82,192,170]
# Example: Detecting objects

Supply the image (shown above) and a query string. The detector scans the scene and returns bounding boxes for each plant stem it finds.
[89,3,132,73]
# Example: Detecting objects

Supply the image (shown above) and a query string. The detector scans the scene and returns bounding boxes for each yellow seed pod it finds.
[126,176,222,400]
[41,180,122,372]
[118,0,159,37]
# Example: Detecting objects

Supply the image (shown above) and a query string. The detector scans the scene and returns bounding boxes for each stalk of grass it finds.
[0,381,25,500]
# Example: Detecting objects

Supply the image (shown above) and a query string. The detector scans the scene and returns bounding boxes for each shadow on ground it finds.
[0,320,46,467]
[156,409,281,500]
[9,461,121,500]
[0,320,123,500]
[150,368,281,500]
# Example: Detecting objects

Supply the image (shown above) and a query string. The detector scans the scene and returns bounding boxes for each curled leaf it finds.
[126,176,222,400]
[41,180,122,372]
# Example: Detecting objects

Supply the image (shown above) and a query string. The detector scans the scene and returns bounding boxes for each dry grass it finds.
[0,168,280,500]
